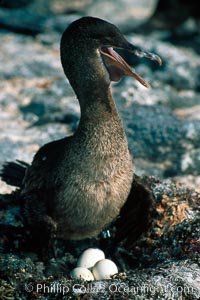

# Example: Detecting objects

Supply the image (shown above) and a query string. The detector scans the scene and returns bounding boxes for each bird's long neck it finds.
[61,38,130,167]
[73,69,127,155]
[78,86,120,126]
[62,45,121,126]
[77,91,127,155]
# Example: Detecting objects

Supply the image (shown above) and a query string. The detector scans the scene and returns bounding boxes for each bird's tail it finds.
[0,160,29,188]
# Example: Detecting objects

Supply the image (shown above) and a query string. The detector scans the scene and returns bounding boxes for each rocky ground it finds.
[0,0,199,299]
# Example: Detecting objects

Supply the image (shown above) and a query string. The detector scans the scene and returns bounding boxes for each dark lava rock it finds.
[120,104,185,176]
[20,98,46,118]
[0,177,199,300]
[127,105,184,160]
[0,8,47,35]
[0,0,31,9]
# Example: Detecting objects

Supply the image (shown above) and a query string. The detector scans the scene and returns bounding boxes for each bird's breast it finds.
[54,149,134,239]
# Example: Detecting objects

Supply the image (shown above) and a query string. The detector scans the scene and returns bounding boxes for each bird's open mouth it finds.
[100,46,161,88]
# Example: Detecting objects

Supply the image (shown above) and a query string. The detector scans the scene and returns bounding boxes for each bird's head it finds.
[61,17,161,88]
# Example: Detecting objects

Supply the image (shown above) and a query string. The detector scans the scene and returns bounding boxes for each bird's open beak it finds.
[100,43,162,88]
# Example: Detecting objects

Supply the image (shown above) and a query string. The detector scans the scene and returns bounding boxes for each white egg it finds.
[70,267,94,281]
[92,259,118,280]
[77,248,105,269]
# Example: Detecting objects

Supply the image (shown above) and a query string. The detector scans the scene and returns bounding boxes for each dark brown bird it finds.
[1,17,161,253]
